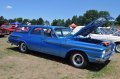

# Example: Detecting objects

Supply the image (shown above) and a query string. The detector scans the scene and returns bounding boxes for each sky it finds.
[0,0,120,22]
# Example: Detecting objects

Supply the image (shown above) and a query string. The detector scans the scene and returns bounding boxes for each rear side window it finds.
[15,26,30,33]
[31,27,42,35]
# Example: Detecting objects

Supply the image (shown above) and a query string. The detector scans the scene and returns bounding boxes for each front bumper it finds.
[89,43,115,63]
[95,53,113,63]
[89,53,112,63]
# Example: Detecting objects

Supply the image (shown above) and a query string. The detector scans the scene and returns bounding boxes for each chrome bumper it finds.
[96,51,114,63]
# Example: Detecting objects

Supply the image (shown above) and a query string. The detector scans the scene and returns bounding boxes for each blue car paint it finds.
[8,17,115,63]
[8,26,115,63]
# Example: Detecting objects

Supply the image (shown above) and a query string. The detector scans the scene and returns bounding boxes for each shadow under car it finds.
[7,47,110,71]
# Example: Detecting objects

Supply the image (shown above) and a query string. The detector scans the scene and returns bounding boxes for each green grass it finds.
[0,48,19,59]
[8,76,14,79]
[88,63,115,79]
[0,37,19,59]
[0,63,16,71]
[0,36,120,79]
[61,76,69,79]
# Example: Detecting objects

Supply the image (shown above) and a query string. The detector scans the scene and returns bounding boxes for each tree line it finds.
[0,10,120,27]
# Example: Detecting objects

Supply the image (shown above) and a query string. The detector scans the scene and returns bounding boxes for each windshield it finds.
[55,28,72,37]
[97,28,113,34]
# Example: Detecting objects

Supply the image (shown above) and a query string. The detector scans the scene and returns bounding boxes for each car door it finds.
[28,27,44,52]
[41,28,64,56]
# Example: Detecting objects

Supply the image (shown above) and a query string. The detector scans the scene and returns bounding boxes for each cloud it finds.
[6,5,13,9]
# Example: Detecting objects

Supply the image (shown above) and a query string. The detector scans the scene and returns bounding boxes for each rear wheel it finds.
[70,52,88,68]
[115,43,120,53]
[19,42,28,53]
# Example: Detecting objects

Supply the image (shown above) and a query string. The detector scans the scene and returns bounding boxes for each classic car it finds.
[8,17,115,68]
[0,21,9,36]
[7,25,17,33]
[8,22,22,33]
[73,26,120,53]
[0,25,10,36]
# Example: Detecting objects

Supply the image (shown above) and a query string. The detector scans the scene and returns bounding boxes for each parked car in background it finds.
[7,25,17,33]
[8,22,22,33]
[73,26,120,53]
[8,17,115,68]
[0,21,9,36]
[114,30,120,36]
[111,27,120,36]
[0,25,10,36]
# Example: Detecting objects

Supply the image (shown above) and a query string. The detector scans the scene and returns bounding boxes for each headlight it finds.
[101,50,106,58]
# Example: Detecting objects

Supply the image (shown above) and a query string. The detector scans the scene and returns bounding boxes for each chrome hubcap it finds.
[116,44,120,53]
[72,54,84,67]
[20,43,26,52]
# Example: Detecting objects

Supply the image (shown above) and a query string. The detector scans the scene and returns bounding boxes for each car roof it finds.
[17,25,67,29]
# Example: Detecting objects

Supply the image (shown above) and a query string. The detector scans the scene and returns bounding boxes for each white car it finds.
[73,26,120,53]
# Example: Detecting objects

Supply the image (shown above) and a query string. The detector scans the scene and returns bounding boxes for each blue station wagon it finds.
[8,17,115,68]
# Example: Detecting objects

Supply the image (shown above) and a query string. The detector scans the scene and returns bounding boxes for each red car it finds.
[0,25,10,36]
[8,22,22,33]
[7,25,17,33]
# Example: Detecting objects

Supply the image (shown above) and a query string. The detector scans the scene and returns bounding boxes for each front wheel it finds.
[19,42,28,53]
[70,52,88,68]
[115,43,120,53]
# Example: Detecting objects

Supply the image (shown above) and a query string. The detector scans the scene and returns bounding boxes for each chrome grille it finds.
[105,46,112,55]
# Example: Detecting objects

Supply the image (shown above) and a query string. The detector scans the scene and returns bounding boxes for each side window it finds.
[55,29,62,37]
[31,27,42,35]
[15,26,30,33]
[43,28,52,37]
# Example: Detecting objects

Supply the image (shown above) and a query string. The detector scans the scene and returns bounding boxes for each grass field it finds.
[0,36,120,79]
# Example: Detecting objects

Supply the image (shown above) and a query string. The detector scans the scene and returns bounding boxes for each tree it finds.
[8,19,15,23]
[57,19,65,26]
[65,19,72,27]
[0,16,4,21]
[0,16,5,26]
[116,15,120,25]
[44,20,50,26]
[23,19,30,24]
[16,17,23,23]
[83,10,99,24]
[71,15,78,24]
[37,18,44,25]
[30,19,37,25]
[99,11,110,17]
[51,19,58,26]
[77,16,86,26]
[4,19,9,25]
[51,19,65,26]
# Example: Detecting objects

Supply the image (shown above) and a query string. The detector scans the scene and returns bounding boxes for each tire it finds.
[19,42,28,53]
[115,43,120,53]
[70,52,88,68]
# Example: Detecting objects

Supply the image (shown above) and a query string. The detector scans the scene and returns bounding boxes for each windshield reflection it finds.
[55,28,73,37]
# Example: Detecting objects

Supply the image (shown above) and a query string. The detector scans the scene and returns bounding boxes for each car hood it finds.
[72,16,114,37]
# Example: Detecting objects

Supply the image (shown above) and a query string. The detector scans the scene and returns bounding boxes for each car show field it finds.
[1,0,120,79]
[0,36,120,79]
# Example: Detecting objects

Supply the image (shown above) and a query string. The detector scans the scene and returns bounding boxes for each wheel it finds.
[19,42,28,53]
[115,43,120,53]
[70,52,88,68]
